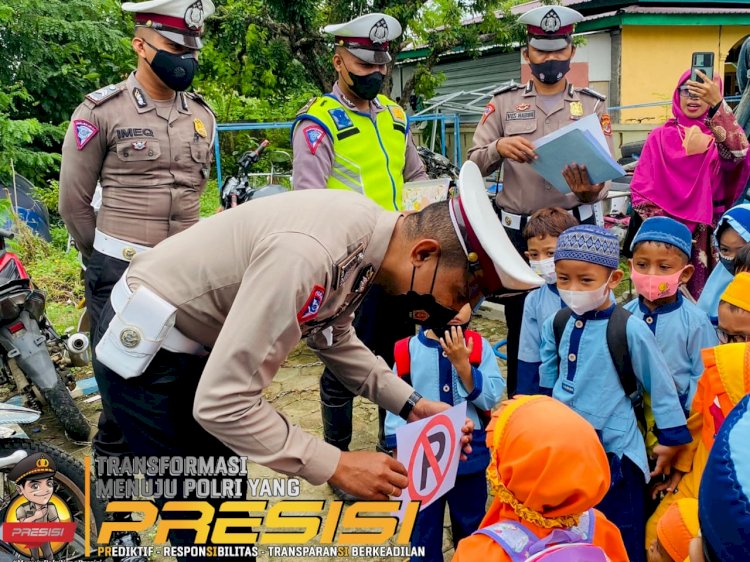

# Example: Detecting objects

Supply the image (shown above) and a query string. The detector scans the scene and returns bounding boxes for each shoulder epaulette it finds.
[490,82,521,96]
[296,96,318,116]
[185,91,216,118]
[85,84,124,106]
[577,87,607,101]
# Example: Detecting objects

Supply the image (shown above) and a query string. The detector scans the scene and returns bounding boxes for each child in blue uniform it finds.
[697,203,750,324]
[517,208,579,394]
[625,217,718,413]
[385,304,504,562]
[539,225,691,562]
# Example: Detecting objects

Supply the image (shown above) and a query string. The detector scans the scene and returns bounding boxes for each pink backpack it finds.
[474,509,610,561]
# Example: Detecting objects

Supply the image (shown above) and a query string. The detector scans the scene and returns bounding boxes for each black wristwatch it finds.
[399,391,423,421]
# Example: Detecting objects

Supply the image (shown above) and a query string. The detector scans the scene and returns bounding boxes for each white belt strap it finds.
[94,229,151,262]
[111,275,205,356]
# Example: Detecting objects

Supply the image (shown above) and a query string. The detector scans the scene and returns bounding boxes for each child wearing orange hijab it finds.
[452,395,628,562]
[647,498,699,562]
[645,273,750,547]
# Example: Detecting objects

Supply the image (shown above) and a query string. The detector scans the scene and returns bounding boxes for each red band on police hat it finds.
[526,24,574,36]
[135,13,202,34]
[335,36,390,51]
[451,196,503,294]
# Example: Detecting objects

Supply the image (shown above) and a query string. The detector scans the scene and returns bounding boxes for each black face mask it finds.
[720,254,736,274]
[343,62,385,101]
[393,257,459,333]
[529,58,571,84]
[145,41,198,91]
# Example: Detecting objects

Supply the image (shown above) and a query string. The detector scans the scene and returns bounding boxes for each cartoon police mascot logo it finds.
[184,0,206,30]
[369,18,389,44]
[1,453,76,560]
[540,9,562,33]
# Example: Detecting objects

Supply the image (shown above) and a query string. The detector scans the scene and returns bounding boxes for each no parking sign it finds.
[395,402,466,511]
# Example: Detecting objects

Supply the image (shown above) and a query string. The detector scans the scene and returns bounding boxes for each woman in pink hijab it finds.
[630,70,750,298]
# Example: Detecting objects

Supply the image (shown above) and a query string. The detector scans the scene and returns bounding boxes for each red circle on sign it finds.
[407,414,456,504]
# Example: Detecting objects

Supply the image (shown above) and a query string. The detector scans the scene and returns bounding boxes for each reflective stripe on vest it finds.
[292,94,407,211]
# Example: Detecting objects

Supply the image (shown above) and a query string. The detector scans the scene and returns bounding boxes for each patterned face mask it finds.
[682,125,713,156]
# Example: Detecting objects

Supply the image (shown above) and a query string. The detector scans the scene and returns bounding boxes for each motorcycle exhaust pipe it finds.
[66,333,91,367]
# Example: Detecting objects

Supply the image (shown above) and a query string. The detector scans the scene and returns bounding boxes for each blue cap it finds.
[631,217,692,258]
[699,393,750,561]
[554,225,620,269]
[715,203,750,245]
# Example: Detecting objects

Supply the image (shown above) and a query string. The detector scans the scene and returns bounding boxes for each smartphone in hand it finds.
[691,52,715,83]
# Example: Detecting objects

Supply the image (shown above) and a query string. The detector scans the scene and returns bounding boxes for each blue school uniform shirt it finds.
[624,293,718,411]
[539,304,691,481]
[384,329,505,475]
[518,283,564,395]
[697,265,734,326]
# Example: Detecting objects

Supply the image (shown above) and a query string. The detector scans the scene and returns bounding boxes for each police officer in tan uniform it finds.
[10,453,59,560]
[92,166,540,517]
[291,14,428,498]
[467,5,614,397]
[58,0,215,558]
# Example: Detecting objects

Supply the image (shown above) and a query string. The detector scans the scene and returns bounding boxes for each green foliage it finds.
[0,0,132,185]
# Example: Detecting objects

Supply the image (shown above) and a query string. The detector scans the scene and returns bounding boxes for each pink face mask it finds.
[629,267,685,302]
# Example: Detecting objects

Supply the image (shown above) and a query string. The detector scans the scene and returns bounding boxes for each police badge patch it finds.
[328,108,354,131]
[303,126,325,155]
[298,285,326,323]
[73,119,99,151]
[481,103,495,125]
[369,18,389,44]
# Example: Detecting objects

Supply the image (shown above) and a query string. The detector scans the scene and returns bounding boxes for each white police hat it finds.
[122,0,215,50]
[324,13,402,65]
[449,161,543,295]
[518,6,583,52]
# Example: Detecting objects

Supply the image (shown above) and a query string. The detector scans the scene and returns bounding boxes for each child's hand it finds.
[651,444,683,477]
[440,326,473,368]
[440,326,474,391]
[651,470,684,500]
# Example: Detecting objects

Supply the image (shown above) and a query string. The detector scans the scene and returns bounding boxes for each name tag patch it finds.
[506,111,536,121]
[298,285,326,323]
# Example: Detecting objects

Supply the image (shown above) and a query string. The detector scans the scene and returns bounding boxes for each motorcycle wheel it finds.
[0,438,106,560]
[41,379,91,443]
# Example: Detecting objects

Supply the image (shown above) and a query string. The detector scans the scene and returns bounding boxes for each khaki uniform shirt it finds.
[16,502,58,522]
[125,190,414,485]
[467,81,614,216]
[59,72,216,259]
[292,82,428,191]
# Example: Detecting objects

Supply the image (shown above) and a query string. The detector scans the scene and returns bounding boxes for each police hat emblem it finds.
[540,9,562,34]
[184,0,205,30]
[369,18,389,44]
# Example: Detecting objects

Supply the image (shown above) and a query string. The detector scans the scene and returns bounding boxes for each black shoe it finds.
[329,484,359,504]
[110,531,148,562]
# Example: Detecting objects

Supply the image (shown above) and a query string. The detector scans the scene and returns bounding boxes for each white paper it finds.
[393,402,467,515]
[534,113,609,153]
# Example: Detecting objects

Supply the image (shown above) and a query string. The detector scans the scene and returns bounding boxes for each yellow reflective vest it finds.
[292,94,408,211]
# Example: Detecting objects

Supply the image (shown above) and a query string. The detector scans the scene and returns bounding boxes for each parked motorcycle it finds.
[0,404,103,560]
[221,140,292,208]
[0,229,90,443]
